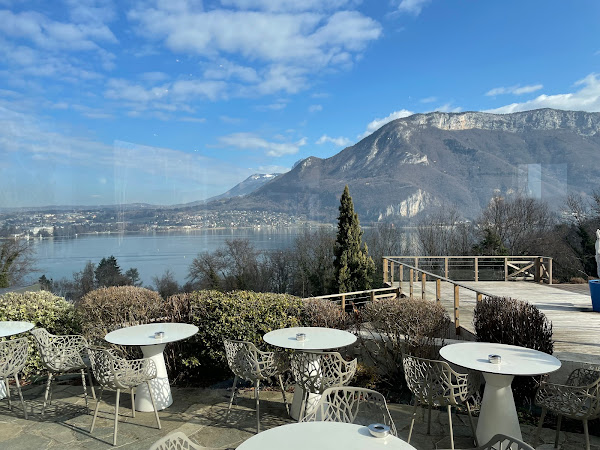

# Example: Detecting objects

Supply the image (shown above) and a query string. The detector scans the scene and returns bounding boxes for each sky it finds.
[1,0,599,208]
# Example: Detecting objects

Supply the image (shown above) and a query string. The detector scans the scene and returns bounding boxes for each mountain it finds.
[205,109,600,223]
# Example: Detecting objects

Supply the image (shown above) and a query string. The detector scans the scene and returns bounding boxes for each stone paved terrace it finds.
[1,382,598,450]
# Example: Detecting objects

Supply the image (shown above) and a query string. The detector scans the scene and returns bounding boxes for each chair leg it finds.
[42,373,53,415]
[255,380,260,434]
[535,406,547,447]
[13,373,27,420]
[447,405,455,450]
[146,380,161,430]
[554,414,562,448]
[583,419,590,450]
[427,403,432,435]
[277,375,289,414]
[298,389,308,423]
[90,387,104,433]
[407,402,418,443]
[5,378,12,410]
[130,388,136,418]
[113,388,120,446]
[80,369,90,413]
[225,375,238,421]
[87,369,96,399]
[466,401,477,447]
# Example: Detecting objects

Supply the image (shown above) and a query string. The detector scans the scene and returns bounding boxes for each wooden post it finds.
[414,257,418,271]
[454,284,460,335]
[474,257,479,282]
[383,258,388,285]
[341,294,346,311]
[409,269,414,297]
[477,292,482,303]
[436,279,441,304]
[399,264,403,294]
[395,287,400,299]
[390,261,395,284]
[504,256,508,281]
[548,258,553,285]
[421,273,426,299]
[444,257,449,278]
[370,291,375,303]
[534,257,541,283]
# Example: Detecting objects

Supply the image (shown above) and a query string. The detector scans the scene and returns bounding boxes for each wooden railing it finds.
[383,255,553,285]
[304,286,400,311]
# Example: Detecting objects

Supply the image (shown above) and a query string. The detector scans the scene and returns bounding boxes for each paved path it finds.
[425,281,600,356]
[1,384,597,449]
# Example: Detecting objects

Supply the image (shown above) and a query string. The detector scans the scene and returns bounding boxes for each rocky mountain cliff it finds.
[206,109,600,223]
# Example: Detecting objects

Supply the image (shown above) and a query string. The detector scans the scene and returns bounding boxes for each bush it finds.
[300,298,353,329]
[474,296,553,406]
[186,290,304,382]
[78,286,165,345]
[355,296,450,396]
[0,291,80,377]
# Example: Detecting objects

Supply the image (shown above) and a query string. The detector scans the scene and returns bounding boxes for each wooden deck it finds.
[407,281,600,357]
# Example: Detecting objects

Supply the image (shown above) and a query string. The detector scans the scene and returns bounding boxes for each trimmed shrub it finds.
[355,296,450,396]
[300,298,353,330]
[473,296,553,406]
[0,291,80,377]
[186,290,303,382]
[78,286,164,345]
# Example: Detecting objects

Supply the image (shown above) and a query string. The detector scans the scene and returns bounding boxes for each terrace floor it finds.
[1,382,598,450]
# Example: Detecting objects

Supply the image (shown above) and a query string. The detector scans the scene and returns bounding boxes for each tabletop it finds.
[440,342,561,376]
[105,323,198,346]
[0,321,35,338]
[263,326,357,350]
[237,422,415,450]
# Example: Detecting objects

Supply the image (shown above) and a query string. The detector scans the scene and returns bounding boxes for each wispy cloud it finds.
[316,135,351,146]
[360,109,413,138]
[393,0,431,15]
[309,104,322,112]
[485,84,543,96]
[486,74,600,114]
[420,96,437,103]
[218,132,307,157]
[435,102,462,113]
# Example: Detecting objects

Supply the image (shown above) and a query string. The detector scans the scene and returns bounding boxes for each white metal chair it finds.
[476,434,534,450]
[88,347,161,446]
[30,328,95,415]
[402,354,479,450]
[534,367,600,450]
[290,350,357,421]
[148,431,206,450]
[301,386,397,436]
[223,339,289,433]
[0,337,29,419]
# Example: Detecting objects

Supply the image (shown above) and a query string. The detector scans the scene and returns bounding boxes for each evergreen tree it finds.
[95,256,126,287]
[333,185,375,293]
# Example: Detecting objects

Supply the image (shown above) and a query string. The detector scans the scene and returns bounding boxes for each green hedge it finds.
[0,291,81,377]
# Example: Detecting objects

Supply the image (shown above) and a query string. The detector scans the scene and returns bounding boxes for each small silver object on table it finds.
[296,332,306,341]
[154,331,165,339]
[488,354,501,364]
[367,423,390,438]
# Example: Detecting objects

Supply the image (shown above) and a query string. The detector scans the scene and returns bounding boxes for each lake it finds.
[29,229,309,286]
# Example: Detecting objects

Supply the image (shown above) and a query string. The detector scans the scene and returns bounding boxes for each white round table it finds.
[237,422,416,450]
[0,321,34,338]
[440,342,561,445]
[264,327,357,419]
[0,321,34,399]
[105,322,198,412]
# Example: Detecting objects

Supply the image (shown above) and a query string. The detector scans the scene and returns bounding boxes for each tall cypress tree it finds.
[333,185,375,293]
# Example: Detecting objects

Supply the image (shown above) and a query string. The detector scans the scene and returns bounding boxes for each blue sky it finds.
[1,0,599,207]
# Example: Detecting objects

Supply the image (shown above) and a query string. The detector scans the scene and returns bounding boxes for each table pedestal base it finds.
[478,373,521,446]
[289,385,320,420]
[0,380,6,400]
[136,344,172,412]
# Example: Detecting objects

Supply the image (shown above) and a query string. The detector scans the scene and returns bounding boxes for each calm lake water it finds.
[29,229,307,286]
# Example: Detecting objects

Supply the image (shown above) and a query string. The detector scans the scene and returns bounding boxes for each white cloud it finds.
[420,96,437,103]
[486,73,600,114]
[219,132,307,156]
[394,0,431,15]
[435,102,462,113]
[255,102,287,111]
[316,135,351,146]
[220,0,359,12]
[309,104,322,112]
[360,109,414,138]
[485,84,543,96]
